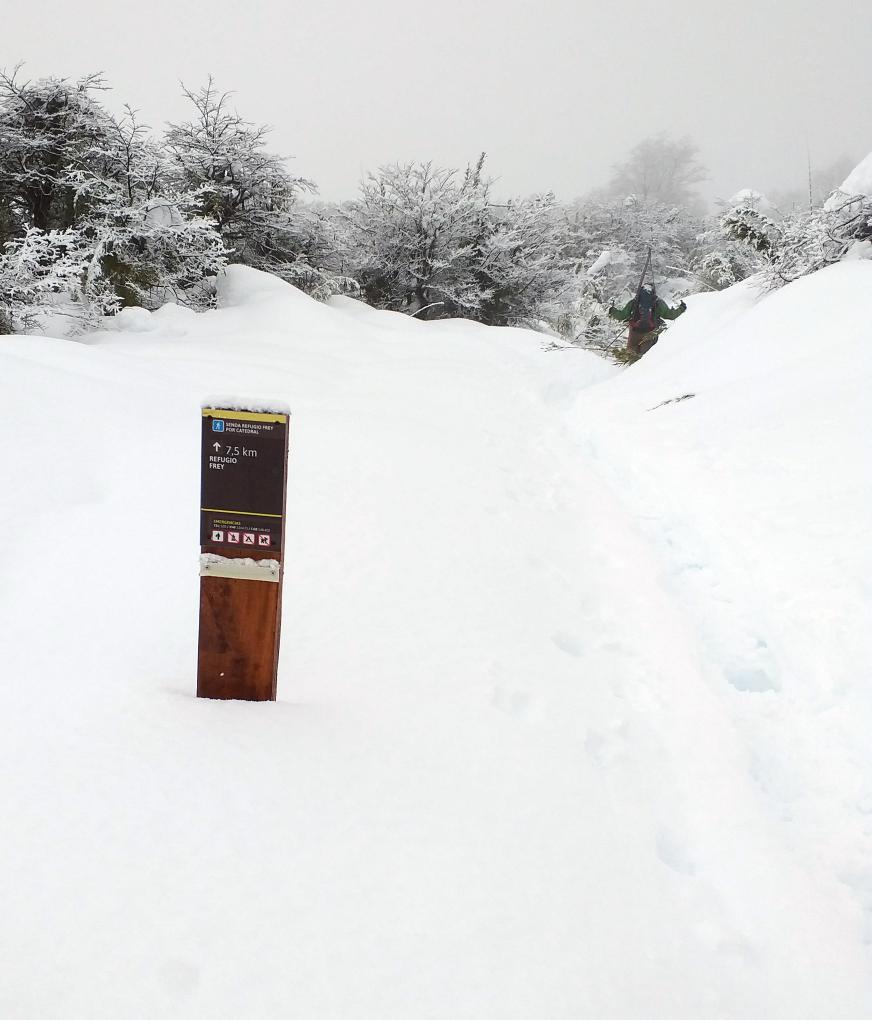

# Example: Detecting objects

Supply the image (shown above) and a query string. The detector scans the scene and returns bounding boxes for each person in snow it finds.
[609,285,686,359]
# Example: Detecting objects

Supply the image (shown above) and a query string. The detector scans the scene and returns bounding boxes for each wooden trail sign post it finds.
[197,404,290,701]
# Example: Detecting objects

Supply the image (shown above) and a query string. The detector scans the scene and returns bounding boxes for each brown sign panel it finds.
[200,409,289,552]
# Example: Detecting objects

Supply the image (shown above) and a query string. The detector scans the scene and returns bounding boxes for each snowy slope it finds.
[1,264,871,1018]
[574,262,872,941]
[826,149,872,207]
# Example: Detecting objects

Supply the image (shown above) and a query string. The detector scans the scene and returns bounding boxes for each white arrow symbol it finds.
[212,441,221,452]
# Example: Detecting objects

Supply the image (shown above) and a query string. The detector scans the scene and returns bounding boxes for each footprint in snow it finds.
[656,827,697,877]
[725,666,780,693]
[552,631,584,657]
[491,683,532,718]
[584,720,629,767]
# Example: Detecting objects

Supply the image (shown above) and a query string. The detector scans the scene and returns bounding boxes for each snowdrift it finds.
[1,263,871,1018]
[826,149,872,208]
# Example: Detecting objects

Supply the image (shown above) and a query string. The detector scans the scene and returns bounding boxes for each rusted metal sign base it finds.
[197,564,283,701]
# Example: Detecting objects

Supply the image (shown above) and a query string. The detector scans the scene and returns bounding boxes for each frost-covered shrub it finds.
[0,209,227,331]
[340,157,572,326]
[559,196,701,350]
[86,204,228,312]
[0,71,230,327]
[721,204,779,255]
[764,196,872,286]
[0,70,119,235]
[164,79,346,298]
[340,157,491,319]
[0,227,90,329]
[689,197,775,291]
[723,156,872,289]
[474,192,574,327]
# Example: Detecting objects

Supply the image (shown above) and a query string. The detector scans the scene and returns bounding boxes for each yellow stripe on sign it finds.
[202,409,288,423]
[202,508,283,518]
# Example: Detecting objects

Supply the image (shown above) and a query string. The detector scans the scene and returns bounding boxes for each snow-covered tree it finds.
[721,202,779,255]
[341,157,574,326]
[764,198,872,287]
[341,156,491,318]
[561,194,702,350]
[608,133,708,210]
[85,203,227,313]
[0,227,90,331]
[76,106,229,312]
[475,193,574,326]
[0,207,227,331]
[164,79,335,294]
[0,69,119,235]
[722,155,872,289]
[0,74,229,327]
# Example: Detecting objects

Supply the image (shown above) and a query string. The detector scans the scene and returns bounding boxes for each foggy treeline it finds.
[0,70,868,353]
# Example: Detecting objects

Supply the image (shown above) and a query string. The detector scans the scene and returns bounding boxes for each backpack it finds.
[633,287,657,332]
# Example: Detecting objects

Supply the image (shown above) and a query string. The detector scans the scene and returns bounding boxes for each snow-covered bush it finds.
[341,157,574,326]
[686,194,778,291]
[0,210,227,331]
[721,203,779,256]
[0,70,119,237]
[723,155,872,289]
[560,195,702,350]
[340,157,490,319]
[86,203,227,312]
[0,71,230,327]
[692,247,754,290]
[0,227,90,330]
[474,193,574,327]
[164,79,343,297]
[766,199,871,286]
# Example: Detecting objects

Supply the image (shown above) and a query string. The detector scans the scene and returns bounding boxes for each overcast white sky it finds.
[5,0,871,205]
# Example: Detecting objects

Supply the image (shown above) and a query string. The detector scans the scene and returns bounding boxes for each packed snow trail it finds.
[1,266,870,1018]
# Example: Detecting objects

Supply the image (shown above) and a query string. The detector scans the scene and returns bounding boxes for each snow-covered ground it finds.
[1,263,871,1018]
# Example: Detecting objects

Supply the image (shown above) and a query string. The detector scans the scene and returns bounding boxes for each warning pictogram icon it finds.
[211,530,224,543]
[258,533,271,547]
[227,531,240,544]
[242,533,255,545]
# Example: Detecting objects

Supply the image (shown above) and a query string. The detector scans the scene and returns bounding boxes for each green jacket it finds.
[608,295,687,328]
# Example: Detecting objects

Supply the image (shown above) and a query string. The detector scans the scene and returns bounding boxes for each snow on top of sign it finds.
[201,396,291,414]
[199,553,281,570]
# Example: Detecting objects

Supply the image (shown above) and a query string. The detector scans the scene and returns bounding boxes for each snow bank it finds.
[575,260,872,978]
[824,150,872,208]
[1,265,870,1018]
[216,263,316,309]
